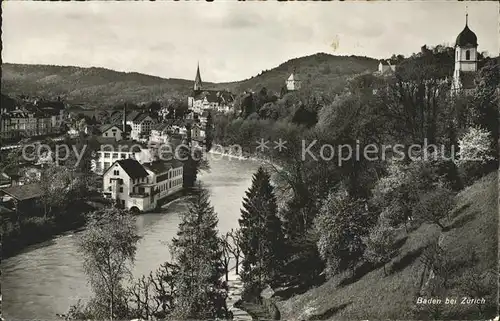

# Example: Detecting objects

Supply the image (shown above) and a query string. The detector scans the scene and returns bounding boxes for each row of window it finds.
[101,152,132,159]
[156,167,183,182]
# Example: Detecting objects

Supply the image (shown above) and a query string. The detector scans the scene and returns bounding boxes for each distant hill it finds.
[217,53,379,95]
[0,64,197,108]
[1,53,379,108]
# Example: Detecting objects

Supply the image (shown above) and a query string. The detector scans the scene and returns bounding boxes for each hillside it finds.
[276,172,498,320]
[0,63,196,107]
[1,53,378,107]
[216,53,379,95]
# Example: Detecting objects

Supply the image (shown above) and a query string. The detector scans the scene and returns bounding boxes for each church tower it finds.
[452,13,478,95]
[194,62,203,92]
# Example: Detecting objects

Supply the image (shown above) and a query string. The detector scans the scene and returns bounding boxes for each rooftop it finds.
[0,183,44,201]
[112,159,149,179]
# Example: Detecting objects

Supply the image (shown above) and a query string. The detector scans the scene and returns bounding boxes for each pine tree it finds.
[171,188,229,320]
[239,167,285,292]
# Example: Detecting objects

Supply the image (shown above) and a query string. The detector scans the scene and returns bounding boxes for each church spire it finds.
[465,5,468,25]
[194,62,202,91]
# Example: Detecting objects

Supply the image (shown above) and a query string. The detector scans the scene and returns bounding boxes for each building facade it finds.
[130,114,155,141]
[102,158,183,212]
[100,124,124,141]
[286,72,301,91]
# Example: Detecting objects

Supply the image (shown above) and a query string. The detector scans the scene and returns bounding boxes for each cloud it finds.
[2,1,499,82]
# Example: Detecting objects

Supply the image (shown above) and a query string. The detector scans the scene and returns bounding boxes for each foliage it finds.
[372,157,449,232]
[456,126,496,183]
[77,208,141,320]
[26,164,90,218]
[314,190,374,277]
[362,223,398,276]
[170,188,229,320]
[205,111,214,152]
[412,186,455,230]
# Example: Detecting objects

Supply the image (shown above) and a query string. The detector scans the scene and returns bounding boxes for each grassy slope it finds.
[276,172,498,320]
[1,53,378,107]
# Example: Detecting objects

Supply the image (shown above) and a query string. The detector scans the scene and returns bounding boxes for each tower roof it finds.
[194,63,202,90]
[456,15,478,47]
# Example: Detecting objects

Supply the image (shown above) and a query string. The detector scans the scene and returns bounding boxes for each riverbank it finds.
[208,146,277,165]
[1,200,94,259]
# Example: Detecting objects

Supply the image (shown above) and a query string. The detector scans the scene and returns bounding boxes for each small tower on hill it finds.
[451,12,478,95]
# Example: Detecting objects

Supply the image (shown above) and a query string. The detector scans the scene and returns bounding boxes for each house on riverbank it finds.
[102,158,183,212]
[0,183,43,217]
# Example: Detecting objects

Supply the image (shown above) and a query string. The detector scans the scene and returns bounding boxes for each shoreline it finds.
[2,191,189,260]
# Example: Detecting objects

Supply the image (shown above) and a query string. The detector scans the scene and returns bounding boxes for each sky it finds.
[2,1,499,83]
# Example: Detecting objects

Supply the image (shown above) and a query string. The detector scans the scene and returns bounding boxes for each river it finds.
[1,157,260,320]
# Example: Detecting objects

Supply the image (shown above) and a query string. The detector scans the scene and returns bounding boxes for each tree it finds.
[226,229,244,275]
[127,262,179,320]
[171,188,229,320]
[456,126,496,183]
[205,111,214,152]
[315,190,374,277]
[36,164,87,218]
[239,167,285,291]
[78,208,141,320]
[220,232,232,282]
[362,224,398,276]
[412,186,455,230]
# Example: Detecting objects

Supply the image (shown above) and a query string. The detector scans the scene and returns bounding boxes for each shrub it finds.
[456,126,496,184]
[315,190,373,277]
[362,224,398,276]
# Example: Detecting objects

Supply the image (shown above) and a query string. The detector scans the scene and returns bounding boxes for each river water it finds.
[1,157,260,320]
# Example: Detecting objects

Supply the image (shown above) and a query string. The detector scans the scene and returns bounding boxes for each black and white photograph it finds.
[1,1,499,320]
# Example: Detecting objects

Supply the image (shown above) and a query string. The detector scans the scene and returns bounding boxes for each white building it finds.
[130,114,155,141]
[286,72,301,91]
[100,124,123,141]
[102,158,183,212]
[150,123,172,144]
[92,139,156,175]
[451,14,478,96]
[377,61,396,75]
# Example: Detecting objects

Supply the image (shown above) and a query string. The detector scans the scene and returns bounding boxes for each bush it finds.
[315,190,373,278]
[456,126,496,184]
[362,223,398,276]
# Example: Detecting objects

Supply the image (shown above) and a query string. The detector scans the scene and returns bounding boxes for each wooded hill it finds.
[1,53,378,107]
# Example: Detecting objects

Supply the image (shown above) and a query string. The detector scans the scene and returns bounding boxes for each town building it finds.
[102,158,183,212]
[377,61,397,75]
[286,72,301,91]
[0,97,66,141]
[92,139,152,175]
[99,124,124,141]
[451,14,478,96]
[130,114,155,142]
[187,63,235,114]
[0,183,44,216]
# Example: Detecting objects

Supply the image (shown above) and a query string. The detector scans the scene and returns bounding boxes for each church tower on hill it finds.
[451,13,478,95]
